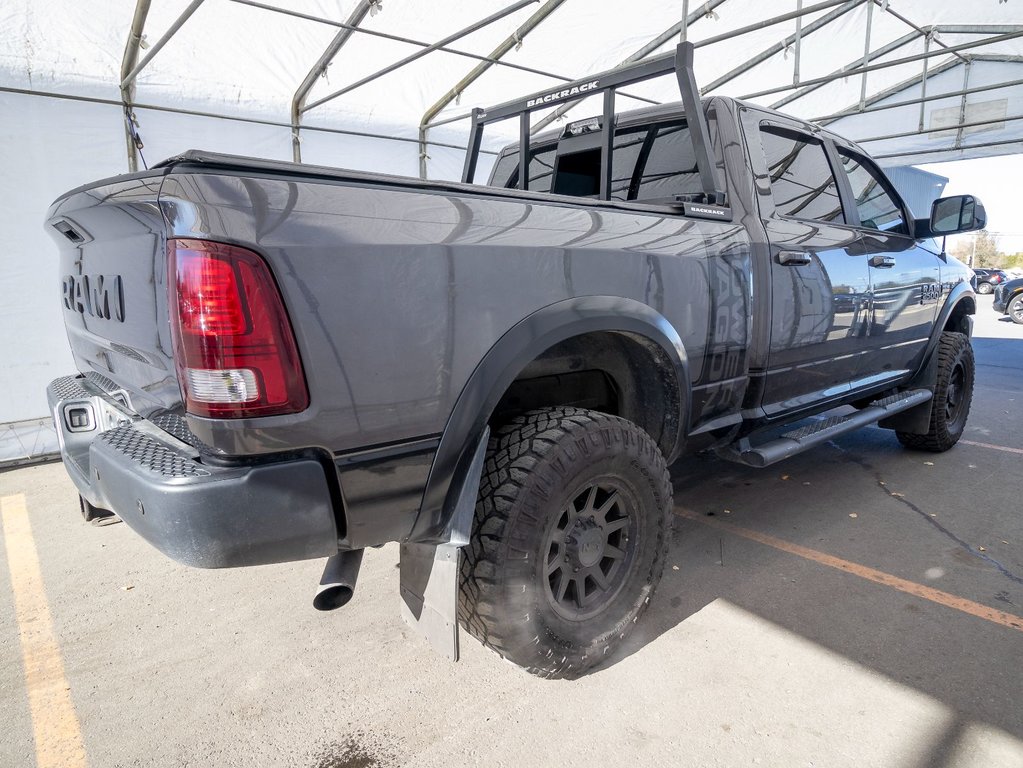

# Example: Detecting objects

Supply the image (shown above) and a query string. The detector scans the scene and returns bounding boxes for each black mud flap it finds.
[399,426,489,661]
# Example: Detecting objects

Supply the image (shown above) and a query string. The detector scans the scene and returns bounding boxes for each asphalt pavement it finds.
[1,295,1021,768]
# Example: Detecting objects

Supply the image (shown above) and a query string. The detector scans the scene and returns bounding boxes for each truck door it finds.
[832,146,941,382]
[749,120,872,416]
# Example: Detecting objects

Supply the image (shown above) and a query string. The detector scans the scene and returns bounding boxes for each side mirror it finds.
[929,195,987,236]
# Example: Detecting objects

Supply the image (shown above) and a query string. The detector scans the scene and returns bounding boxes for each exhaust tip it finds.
[313,549,364,611]
[313,584,355,611]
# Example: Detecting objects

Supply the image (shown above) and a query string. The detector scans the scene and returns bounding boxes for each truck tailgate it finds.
[46,172,181,415]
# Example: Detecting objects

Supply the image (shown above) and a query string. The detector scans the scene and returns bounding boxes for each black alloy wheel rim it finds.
[543,480,637,621]
[946,361,967,427]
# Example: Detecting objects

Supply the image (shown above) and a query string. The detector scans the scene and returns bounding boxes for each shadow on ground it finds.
[601,333,1023,761]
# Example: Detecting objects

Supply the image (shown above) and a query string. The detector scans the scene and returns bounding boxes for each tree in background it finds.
[950,230,1002,268]
[1002,252,1023,271]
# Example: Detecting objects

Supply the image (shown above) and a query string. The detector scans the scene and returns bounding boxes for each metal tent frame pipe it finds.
[528,0,730,135]
[101,1,1023,177]
[301,0,540,114]
[290,0,377,163]
[742,29,1023,101]
[119,0,152,173]
[417,0,568,179]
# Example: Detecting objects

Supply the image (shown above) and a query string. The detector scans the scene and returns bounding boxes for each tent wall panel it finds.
[0,92,123,425]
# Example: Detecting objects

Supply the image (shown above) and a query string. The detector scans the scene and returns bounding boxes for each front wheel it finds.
[897,331,974,452]
[1008,293,1023,325]
[458,407,672,679]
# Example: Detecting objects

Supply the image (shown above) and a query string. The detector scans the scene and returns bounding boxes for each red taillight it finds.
[168,238,309,418]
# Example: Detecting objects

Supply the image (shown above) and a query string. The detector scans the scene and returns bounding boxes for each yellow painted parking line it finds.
[676,508,1023,634]
[2,494,88,768]
[960,439,1023,456]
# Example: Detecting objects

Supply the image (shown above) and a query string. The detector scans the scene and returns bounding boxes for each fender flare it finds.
[910,281,976,385]
[409,296,690,543]
[928,282,976,360]
[882,282,976,434]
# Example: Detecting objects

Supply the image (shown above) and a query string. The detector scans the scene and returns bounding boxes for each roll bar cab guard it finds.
[461,42,727,206]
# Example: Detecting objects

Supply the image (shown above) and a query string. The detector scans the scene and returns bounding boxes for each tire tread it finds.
[458,407,672,677]
[897,331,974,452]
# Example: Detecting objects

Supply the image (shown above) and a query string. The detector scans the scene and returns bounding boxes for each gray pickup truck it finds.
[46,44,984,678]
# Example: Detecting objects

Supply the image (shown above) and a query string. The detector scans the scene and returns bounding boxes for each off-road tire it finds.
[897,331,974,452]
[458,407,672,679]
[1008,293,1023,325]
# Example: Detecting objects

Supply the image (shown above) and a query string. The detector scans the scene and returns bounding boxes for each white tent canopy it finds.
[1,0,1021,462]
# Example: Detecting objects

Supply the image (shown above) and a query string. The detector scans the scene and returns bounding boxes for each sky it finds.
[918,154,1023,256]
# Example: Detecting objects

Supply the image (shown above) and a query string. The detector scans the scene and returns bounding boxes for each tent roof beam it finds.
[855,111,1023,144]
[230,0,649,108]
[743,28,1023,102]
[417,0,567,178]
[119,0,205,89]
[811,75,1023,123]
[873,135,1022,160]
[302,0,539,114]
[529,0,731,134]
[818,52,1023,124]
[771,24,1023,111]
[700,0,862,95]
[290,0,377,163]
[770,29,922,110]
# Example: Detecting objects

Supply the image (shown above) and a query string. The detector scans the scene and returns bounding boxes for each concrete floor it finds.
[2,296,1021,768]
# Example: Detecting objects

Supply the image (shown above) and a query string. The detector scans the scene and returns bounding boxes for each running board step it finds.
[719,389,933,468]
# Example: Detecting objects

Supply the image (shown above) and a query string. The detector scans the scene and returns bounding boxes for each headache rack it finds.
[461,41,726,207]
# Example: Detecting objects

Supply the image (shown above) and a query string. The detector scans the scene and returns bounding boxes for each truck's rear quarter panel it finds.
[158,168,751,547]
[158,170,753,456]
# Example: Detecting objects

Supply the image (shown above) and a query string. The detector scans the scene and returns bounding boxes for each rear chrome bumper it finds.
[47,375,338,568]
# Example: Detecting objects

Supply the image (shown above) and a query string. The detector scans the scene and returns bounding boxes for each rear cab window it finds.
[486,116,713,204]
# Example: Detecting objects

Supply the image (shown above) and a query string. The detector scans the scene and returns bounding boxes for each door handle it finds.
[777,250,812,266]
[870,254,896,268]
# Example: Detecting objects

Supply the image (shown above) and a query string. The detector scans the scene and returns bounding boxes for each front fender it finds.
[932,281,976,348]
[913,280,976,384]
[409,296,690,543]
[881,282,976,434]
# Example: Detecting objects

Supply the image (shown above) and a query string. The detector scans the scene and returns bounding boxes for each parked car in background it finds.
[994,278,1023,324]
[973,268,1009,294]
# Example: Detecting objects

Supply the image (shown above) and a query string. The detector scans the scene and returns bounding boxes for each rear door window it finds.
[759,126,845,223]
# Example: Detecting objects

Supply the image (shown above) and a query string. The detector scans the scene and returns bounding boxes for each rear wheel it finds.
[897,332,974,452]
[977,282,993,295]
[1008,293,1023,325]
[458,407,672,679]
